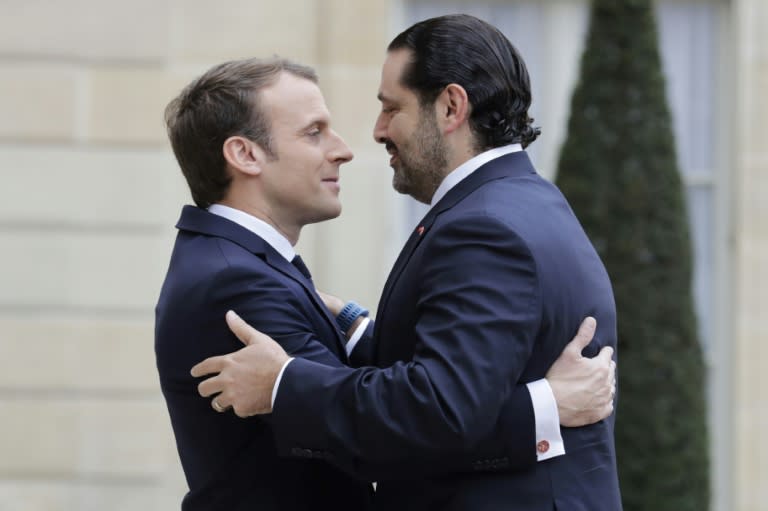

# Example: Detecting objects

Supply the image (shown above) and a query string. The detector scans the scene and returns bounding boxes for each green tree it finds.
[554,1,709,510]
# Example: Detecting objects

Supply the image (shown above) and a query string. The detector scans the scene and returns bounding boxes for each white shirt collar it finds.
[207,204,296,262]
[430,143,523,207]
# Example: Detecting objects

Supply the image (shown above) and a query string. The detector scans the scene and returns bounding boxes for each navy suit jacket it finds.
[155,206,373,510]
[271,152,622,510]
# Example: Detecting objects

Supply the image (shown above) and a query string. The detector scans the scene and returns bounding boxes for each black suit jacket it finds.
[155,206,373,510]
[271,152,623,510]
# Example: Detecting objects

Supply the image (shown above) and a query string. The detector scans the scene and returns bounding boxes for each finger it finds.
[595,345,614,366]
[565,316,597,355]
[191,355,226,378]
[212,394,231,413]
[197,375,223,398]
[211,397,227,413]
[226,310,262,346]
[603,401,614,419]
[233,405,254,419]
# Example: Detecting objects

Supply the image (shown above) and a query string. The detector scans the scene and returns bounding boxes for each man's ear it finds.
[436,83,470,134]
[222,136,266,176]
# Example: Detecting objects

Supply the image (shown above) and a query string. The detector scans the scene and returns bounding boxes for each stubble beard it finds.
[391,111,449,205]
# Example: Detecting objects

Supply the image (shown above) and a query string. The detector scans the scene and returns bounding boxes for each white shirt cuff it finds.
[271,357,295,409]
[345,317,371,357]
[527,378,566,461]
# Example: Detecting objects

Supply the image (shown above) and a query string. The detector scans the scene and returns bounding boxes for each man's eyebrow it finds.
[302,115,329,129]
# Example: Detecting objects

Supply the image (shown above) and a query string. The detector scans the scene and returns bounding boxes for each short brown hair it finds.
[165,57,318,208]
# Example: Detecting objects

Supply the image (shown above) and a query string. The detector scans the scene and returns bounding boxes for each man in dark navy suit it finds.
[192,14,621,511]
[155,58,374,510]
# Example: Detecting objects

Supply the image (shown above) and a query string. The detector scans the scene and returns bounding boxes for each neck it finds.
[219,195,300,246]
[444,128,479,174]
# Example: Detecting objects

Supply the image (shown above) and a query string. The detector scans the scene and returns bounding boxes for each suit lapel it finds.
[375,151,537,324]
[176,206,348,358]
[263,251,348,356]
[375,215,433,324]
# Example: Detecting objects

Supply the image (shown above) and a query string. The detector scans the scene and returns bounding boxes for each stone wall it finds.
[0,1,397,508]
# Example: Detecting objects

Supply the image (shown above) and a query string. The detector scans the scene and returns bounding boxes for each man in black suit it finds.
[155,58,374,510]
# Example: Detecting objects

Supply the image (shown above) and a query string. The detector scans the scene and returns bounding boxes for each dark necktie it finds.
[291,255,313,281]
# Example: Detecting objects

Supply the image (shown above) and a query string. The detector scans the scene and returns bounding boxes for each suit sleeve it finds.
[270,214,542,476]
[212,263,348,370]
[345,324,536,477]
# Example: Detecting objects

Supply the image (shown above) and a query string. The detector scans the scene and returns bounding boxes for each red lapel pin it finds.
[417,226,425,236]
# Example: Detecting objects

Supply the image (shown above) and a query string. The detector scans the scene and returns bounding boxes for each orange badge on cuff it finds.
[536,440,550,454]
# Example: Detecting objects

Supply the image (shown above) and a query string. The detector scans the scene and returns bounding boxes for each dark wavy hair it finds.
[165,58,317,208]
[388,14,540,151]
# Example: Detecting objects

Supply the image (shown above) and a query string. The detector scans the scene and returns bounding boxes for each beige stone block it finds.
[0,399,173,477]
[744,68,768,153]
[0,319,158,391]
[0,0,170,61]
[738,168,768,235]
[87,69,196,144]
[743,151,768,170]
[750,2,768,61]
[0,481,68,511]
[734,402,768,510]
[305,152,405,310]
[0,65,78,141]
[171,0,318,63]
[734,335,768,405]
[320,66,382,149]
[317,0,391,66]
[734,238,768,511]
[0,230,175,311]
[0,480,185,511]
[8,483,68,511]
[0,146,189,226]
[735,238,768,328]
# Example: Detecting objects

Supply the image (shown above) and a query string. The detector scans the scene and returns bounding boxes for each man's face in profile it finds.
[256,72,354,229]
[373,49,448,204]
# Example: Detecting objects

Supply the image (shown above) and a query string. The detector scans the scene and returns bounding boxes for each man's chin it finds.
[317,205,343,223]
[392,180,430,204]
[392,174,409,195]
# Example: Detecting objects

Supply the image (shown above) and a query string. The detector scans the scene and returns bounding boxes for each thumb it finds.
[566,316,597,355]
[596,345,615,365]
[225,310,259,346]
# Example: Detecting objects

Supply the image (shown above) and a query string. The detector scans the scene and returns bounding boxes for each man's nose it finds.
[330,131,353,163]
[373,113,387,144]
